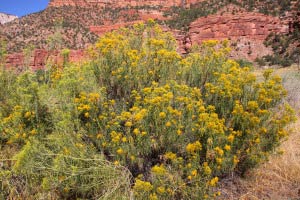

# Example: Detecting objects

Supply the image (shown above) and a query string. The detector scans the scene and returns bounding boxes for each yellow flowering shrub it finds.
[0,21,295,199]
[91,21,180,102]
[0,72,52,144]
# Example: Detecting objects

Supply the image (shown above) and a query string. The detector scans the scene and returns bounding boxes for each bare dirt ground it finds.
[219,65,300,200]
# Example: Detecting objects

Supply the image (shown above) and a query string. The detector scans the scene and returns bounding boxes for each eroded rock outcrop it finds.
[188,11,289,60]
[0,12,17,24]
[5,49,85,70]
[189,12,289,42]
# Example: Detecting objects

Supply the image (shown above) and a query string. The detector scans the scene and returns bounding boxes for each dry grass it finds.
[219,65,300,200]
[219,119,300,200]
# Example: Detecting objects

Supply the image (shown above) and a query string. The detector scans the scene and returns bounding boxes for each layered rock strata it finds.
[5,49,84,70]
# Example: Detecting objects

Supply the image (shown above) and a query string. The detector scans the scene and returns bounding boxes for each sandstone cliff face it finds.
[49,0,204,8]
[189,12,289,42]
[0,13,17,24]
[188,11,289,60]
[5,49,85,71]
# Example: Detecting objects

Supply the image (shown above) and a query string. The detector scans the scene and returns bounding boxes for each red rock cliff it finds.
[188,11,289,60]
[5,49,85,71]
[189,12,289,42]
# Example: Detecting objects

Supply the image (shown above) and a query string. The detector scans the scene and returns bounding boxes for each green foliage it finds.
[255,57,266,67]
[23,44,35,69]
[263,14,300,67]
[61,48,70,66]
[262,54,293,67]
[47,19,64,51]
[0,22,295,199]
[236,59,253,69]
[9,134,131,199]
[0,40,7,66]
[165,0,228,30]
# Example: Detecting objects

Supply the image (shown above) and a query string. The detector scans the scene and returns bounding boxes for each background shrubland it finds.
[0,22,295,199]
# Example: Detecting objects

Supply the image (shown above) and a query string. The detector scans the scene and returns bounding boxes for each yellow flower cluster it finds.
[164,152,177,160]
[208,177,219,187]
[151,165,167,176]
[203,162,212,175]
[186,141,202,154]
[133,179,153,192]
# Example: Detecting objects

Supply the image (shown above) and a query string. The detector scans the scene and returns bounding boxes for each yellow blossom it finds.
[165,121,171,127]
[151,165,166,175]
[122,137,127,142]
[75,143,84,148]
[214,147,224,156]
[255,138,260,144]
[191,169,197,176]
[224,145,231,151]
[164,152,177,160]
[141,131,147,136]
[157,186,166,194]
[134,179,153,192]
[117,148,124,155]
[149,193,158,200]
[24,111,32,118]
[125,121,132,127]
[96,133,103,139]
[227,134,235,143]
[130,155,136,161]
[203,162,212,175]
[186,141,202,154]
[233,155,239,165]
[30,129,37,135]
[114,160,120,165]
[159,112,166,119]
[133,128,140,135]
[260,127,267,134]
[216,157,223,165]
[208,177,219,187]
[177,129,183,135]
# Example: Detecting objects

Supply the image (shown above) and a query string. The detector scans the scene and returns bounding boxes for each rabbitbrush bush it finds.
[0,21,296,199]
